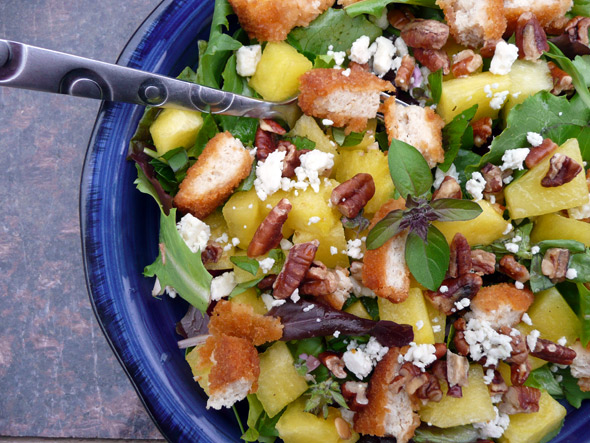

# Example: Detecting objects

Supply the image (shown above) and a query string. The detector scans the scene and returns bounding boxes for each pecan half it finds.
[434,343,448,360]
[471,117,493,148]
[453,318,470,357]
[257,275,277,291]
[447,384,463,398]
[515,13,549,61]
[255,127,278,161]
[499,386,541,415]
[415,373,443,402]
[451,49,483,78]
[447,350,469,387]
[319,351,347,379]
[248,198,292,257]
[426,273,483,315]
[525,138,558,168]
[541,248,570,282]
[330,173,376,219]
[413,48,450,75]
[481,163,503,193]
[388,7,415,30]
[529,338,577,365]
[301,261,338,296]
[431,359,447,381]
[395,54,416,91]
[489,370,508,397]
[502,328,531,386]
[277,141,309,178]
[259,119,286,135]
[547,61,574,95]
[341,381,369,411]
[499,255,530,282]
[565,16,590,48]
[202,243,223,264]
[471,250,496,276]
[398,362,429,395]
[541,153,583,187]
[432,176,462,200]
[401,19,449,49]
[545,16,570,35]
[480,39,500,58]
[448,233,472,278]
[272,241,318,299]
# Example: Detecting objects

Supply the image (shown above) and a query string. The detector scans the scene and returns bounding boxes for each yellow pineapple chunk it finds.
[293,224,349,269]
[438,71,512,123]
[434,200,509,246]
[502,60,552,117]
[426,300,446,343]
[505,138,588,219]
[185,346,210,394]
[286,180,341,236]
[203,210,234,270]
[149,108,203,155]
[345,300,372,320]
[419,365,496,427]
[291,114,340,169]
[222,188,262,247]
[379,288,435,345]
[335,149,395,215]
[276,398,359,443]
[231,288,267,315]
[531,212,590,247]
[257,342,309,418]
[499,391,566,443]
[249,42,313,101]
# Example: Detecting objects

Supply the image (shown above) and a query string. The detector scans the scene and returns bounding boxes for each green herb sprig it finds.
[304,378,349,419]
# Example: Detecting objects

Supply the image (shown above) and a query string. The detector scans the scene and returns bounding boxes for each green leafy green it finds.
[569,249,590,282]
[572,0,590,15]
[405,226,450,291]
[366,209,404,249]
[476,222,533,260]
[558,367,590,408]
[237,160,256,192]
[284,135,316,151]
[229,277,264,298]
[134,164,164,210]
[344,0,438,17]
[304,378,348,419]
[539,420,565,443]
[230,256,260,275]
[428,69,443,104]
[332,127,364,147]
[144,209,212,312]
[242,394,281,442]
[536,239,587,255]
[578,283,590,347]
[430,198,482,222]
[413,424,480,443]
[546,43,590,109]
[525,366,564,397]
[361,297,380,320]
[289,337,326,359]
[177,66,198,83]
[530,253,555,293]
[128,107,160,155]
[268,249,286,274]
[288,8,381,56]
[188,113,220,158]
[439,105,478,172]
[388,140,433,198]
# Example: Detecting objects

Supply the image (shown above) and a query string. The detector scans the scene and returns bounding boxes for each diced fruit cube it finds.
[290,114,340,169]
[438,71,512,123]
[231,288,267,315]
[203,210,233,270]
[419,365,496,427]
[505,138,588,219]
[345,300,372,320]
[257,342,309,417]
[149,108,203,155]
[335,149,395,215]
[434,200,509,246]
[426,300,446,343]
[222,188,262,247]
[286,180,341,236]
[276,398,359,443]
[335,119,377,151]
[499,391,566,443]
[531,212,590,247]
[185,346,210,394]
[502,60,552,117]
[293,224,349,269]
[379,288,435,345]
[249,42,313,102]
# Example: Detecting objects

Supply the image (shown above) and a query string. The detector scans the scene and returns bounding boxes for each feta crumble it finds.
[569,196,590,220]
[254,150,286,200]
[500,148,530,171]
[416,320,424,331]
[558,336,567,346]
[293,150,335,193]
[280,238,293,250]
[303,304,315,312]
[176,213,211,253]
[526,132,544,147]
[474,406,510,439]
[322,118,334,126]
[343,338,389,379]
[521,313,533,325]
[432,325,442,333]
[505,242,519,253]
[210,272,237,301]
[515,281,524,289]
[394,37,408,56]
[350,35,376,65]
[403,342,437,371]
[439,285,449,293]
[490,41,519,75]
[342,68,351,77]
[433,164,460,189]
[372,36,396,77]
[345,239,364,260]
[483,368,495,385]
[490,90,510,110]
[454,298,471,311]
[259,258,275,274]
[327,45,346,68]
[261,293,286,310]
[308,216,321,225]
[290,288,300,303]
[527,329,541,351]
[531,245,540,254]
[463,318,513,366]
[330,246,338,255]
[566,268,578,279]
[236,44,262,77]
[466,171,486,201]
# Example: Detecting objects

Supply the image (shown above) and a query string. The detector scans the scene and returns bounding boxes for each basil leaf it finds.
[230,256,260,275]
[569,249,590,282]
[268,249,286,274]
[388,139,433,198]
[333,127,365,147]
[430,198,482,222]
[524,366,564,397]
[229,277,264,298]
[284,135,316,150]
[237,160,256,192]
[529,254,555,293]
[439,105,478,172]
[361,296,380,320]
[546,42,590,109]
[344,0,438,17]
[536,239,587,255]
[144,209,212,312]
[366,209,405,250]
[428,69,443,104]
[405,225,450,291]
[578,283,590,347]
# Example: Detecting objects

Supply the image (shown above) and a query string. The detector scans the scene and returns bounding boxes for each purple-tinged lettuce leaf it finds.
[176,305,209,339]
[131,152,174,215]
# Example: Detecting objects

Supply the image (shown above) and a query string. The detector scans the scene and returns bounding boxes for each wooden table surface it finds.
[0,1,166,440]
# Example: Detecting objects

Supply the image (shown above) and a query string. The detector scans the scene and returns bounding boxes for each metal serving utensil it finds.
[0,39,407,127]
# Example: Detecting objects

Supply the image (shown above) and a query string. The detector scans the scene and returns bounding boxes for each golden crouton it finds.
[503,0,573,33]
[174,131,252,219]
[470,283,534,328]
[228,0,335,42]
[362,198,410,303]
[436,0,507,48]
[383,97,445,168]
[208,300,283,346]
[298,65,394,134]
[354,348,421,442]
[196,334,260,410]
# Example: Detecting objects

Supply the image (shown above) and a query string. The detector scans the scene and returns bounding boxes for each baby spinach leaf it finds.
[332,127,364,147]
[344,0,438,17]
[405,225,450,291]
[430,198,482,222]
[388,139,433,198]
[439,105,478,172]
[578,283,590,347]
[288,8,381,56]
[536,239,587,255]
[529,254,555,293]
[268,249,286,274]
[144,209,212,312]
[428,69,443,104]
[284,135,316,151]
[524,366,564,397]
[569,249,590,282]
[177,66,198,83]
[366,209,404,250]
[230,255,260,275]
[558,367,590,408]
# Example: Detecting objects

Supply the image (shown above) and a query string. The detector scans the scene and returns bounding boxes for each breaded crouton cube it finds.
[503,0,573,32]
[470,283,534,328]
[354,348,421,442]
[228,0,335,42]
[362,198,410,303]
[174,131,252,219]
[571,341,590,392]
[298,65,394,134]
[383,97,445,168]
[208,300,283,346]
[436,0,507,48]
[196,334,260,410]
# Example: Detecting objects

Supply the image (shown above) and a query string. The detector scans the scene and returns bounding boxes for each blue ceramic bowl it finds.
[80,1,587,442]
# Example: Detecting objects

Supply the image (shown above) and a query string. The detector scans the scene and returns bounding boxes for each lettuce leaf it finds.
[144,209,212,312]
[439,104,478,172]
[578,282,590,347]
[524,366,564,397]
[558,367,590,408]
[572,0,590,15]
[344,0,438,17]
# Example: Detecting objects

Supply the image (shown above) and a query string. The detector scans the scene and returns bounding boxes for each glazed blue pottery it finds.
[80,0,587,441]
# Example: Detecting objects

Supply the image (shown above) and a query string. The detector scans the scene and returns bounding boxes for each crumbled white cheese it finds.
[500,148,530,171]
[231,237,240,246]
[433,164,461,189]
[394,37,408,57]
[463,318,513,366]
[439,285,449,293]
[259,258,275,274]
[322,118,334,126]
[403,342,437,371]
[515,281,524,289]
[566,268,578,280]
[484,84,494,98]
[210,272,237,301]
[261,293,286,310]
[505,242,519,253]
[342,68,351,77]
[503,175,514,185]
[527,329,541,351]
[490,41,519,75]
[303,304,315,312]
[490,90,510,110]
[292,150,335,193]
[503,223,514,235]
[308,216,321,225]
[483,368,495,385]
[372,36,396,77]
[527,132,544,147]
[254,150,286,200]
[432,325,442,333]
[416,320,424,331]
[521,313,533,325]
[330,246,338,255]
[280,238,293,250]
[236,44,262,77]
[215,233,229,244]
[558,336,567,346]
[290,288,300,303]
[474,406,510,439]
[343,338,389,379]
[152,277,177,299]
[466,172,486,201]
[345,239,364,260]
[350,35,376,65]
[531,245,540,254]
[455,298,471,311]
[223,244,232,252]
[327,45,346,68]
[176,213,211,253]
[510,328,521,337]
[350,275,377,298]
[569,196,590,220]
[333,330,341,338]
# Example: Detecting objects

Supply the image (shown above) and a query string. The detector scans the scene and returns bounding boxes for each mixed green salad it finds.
[129,0,590,442]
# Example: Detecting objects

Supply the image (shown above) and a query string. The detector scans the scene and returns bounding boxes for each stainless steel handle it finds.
[0,39,286,119]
